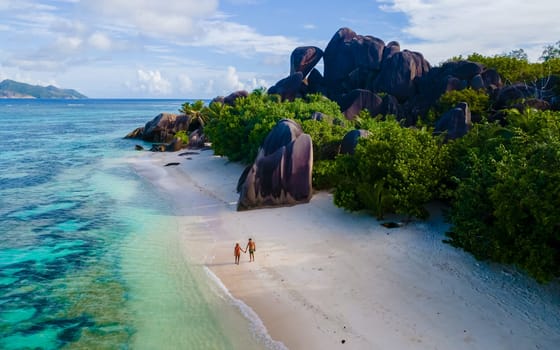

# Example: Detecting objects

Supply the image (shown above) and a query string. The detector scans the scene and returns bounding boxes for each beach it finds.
[130,149,560,350]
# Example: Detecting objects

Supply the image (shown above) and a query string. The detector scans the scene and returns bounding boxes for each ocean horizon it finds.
[0,99,270,349]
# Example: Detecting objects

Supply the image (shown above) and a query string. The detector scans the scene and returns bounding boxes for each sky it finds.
[0,0,559,98]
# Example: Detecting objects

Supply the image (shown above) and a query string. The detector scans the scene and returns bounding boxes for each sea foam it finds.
[204,266,289,350]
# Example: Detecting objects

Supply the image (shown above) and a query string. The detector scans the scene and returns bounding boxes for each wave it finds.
[203,266,288,350]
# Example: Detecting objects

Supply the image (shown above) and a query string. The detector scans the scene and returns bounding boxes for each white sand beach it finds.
[130,149,560,350]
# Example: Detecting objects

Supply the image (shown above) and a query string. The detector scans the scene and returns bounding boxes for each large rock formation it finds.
[125,112,209,150]
[322,28,387,98]
[237,119,313,211]
[267,72,304,101]
[265,27,558,128]
[338,89,383,120]
[323,27,360,91]
[211,90,249,106]
[149,137,184,152]
[125,113,190,143]
[290,46,324,78]
[268,27,434,121]
[373,49,431,101]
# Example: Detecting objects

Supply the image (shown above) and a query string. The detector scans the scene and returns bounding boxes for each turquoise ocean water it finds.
[0,100,274,349]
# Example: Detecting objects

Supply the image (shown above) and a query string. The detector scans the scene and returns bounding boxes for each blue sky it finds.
[1,0,559,98]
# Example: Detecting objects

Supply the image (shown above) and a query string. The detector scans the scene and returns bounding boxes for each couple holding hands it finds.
[234,238,256,265]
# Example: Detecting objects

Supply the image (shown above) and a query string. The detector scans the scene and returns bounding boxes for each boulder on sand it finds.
[237,119,313,211]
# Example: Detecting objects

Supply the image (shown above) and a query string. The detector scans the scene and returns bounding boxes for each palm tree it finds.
[252,86,267,97]
[204,100,225,122]
[179,100,208,128]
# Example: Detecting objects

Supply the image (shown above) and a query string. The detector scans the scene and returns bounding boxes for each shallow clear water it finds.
[0,100,268,349]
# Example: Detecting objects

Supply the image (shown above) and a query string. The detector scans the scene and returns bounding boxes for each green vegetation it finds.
[462,53,560,84]
[204,92,348,164]
[175,130,189,144]
[445,109,560,282]
[540,41,560,62]
[332,117,450,219]
[179,100,208,128]
[204,91,449,220]
[185,45,560,282]
[429,88,491,123]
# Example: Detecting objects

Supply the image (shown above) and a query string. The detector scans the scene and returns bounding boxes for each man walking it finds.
[245,238,256,262]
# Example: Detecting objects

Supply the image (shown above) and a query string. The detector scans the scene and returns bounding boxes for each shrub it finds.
[175,130,189,144]
[312,160,338,190]
[300,119,350,161]
[204,92,348,165]
[431,88,491,123]
[466,53,560,84]
[332,118,450,219]
[446,109,560,282]
[204,93,286,163]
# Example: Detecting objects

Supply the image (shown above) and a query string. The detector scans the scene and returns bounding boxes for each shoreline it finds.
[129,149,560,350]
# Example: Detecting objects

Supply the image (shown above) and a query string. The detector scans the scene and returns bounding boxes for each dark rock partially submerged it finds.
[125,110,211,151]
[149,137,184,152]
[125,113,190,143]
[237,119,313,211]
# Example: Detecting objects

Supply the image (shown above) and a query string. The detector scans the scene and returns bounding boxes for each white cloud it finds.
[379,0,560,63]
[177,73,194,93]
[0,0,56,12]
[262,55,287,66]
[190,19,300,56]
[49,18,86,34]
[5,58,66,71]
[84,0,219,38]
[248,77,268,91]
[144,45,173,54]
[206,66,270,95]
[55,36,83,52]
[0,68,58,86]
[88,32,112,50]
[205,79,215,95]
[135,69,172,95]
[303,24,316,30]
[225,66,244,91]
[226,0,261,4]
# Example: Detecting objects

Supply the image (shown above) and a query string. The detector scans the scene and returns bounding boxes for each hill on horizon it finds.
[0,79,87,99]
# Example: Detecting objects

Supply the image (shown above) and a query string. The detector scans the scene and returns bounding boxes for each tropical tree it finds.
[506,48,528,61]
[179,100,208,128]
[251,86,267,96]
[332,117,450,219]
[540,41,560,62]
[446,109,560,282]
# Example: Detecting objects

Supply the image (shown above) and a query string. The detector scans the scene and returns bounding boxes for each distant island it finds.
[0,79,87,99]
